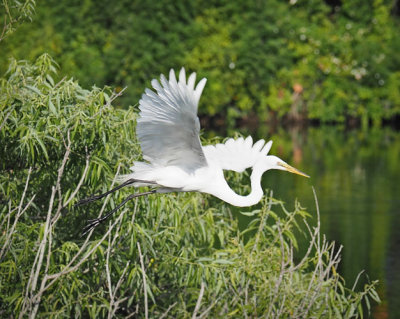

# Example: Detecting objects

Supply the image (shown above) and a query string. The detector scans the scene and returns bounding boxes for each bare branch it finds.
[62,151,90,207]
[41,165,122,288]
[198,294,222,319]
[105,227,114,302]
[24,185,57,319]
[159,302,177,319]
[52,129,71,223]
[137,242,148,319]
[192,281,205,319]
[90,87,127,119]
[0,168,35,260]
[19,139,128,317]
[267,222,286,317]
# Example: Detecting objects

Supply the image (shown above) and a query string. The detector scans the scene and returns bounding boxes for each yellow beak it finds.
[278,162,310,178]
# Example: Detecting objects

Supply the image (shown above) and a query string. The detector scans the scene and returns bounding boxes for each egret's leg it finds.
[75,178,156,206]
[81,189,156,236]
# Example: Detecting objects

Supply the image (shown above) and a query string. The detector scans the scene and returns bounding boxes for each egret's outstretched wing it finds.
[137,68,208,172]
[203,136,273,172]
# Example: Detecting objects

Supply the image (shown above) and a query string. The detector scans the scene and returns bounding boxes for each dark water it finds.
[210,125,400,318]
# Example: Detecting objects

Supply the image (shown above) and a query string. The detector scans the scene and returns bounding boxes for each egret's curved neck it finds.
[211,165,265,207]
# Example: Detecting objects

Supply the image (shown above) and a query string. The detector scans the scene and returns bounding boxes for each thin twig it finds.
[198,294,222,319]
[125,305,139,319]
[0,168,35,260]
[137,242,148,319]
[159,302,178,319]
[0,14,8,42]
[252,190,272,252]
[114,261,130,297]
[90,87,127,119]
[52,76,67,90]
[192,281,205,319]
[62,152,90,208]
[352,270,365,291]
[26,185,57,319]
[105,228,114,302]
[267,222,287,317]
[105,227,131,319]
[52,129,71,223]
[0,108,13,132]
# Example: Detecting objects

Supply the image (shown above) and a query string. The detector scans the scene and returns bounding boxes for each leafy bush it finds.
[0,56,379,318]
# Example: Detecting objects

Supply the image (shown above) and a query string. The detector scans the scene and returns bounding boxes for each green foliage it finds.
[0,0,36,42]
[0,56,379,318]
[0,53,139,214]
[1,0,399,126]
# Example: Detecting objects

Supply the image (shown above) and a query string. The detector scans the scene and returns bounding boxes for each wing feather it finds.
[137,68,208,172]
[203,137,273,172]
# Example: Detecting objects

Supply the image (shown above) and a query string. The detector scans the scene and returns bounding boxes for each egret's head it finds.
[263,155,309,178]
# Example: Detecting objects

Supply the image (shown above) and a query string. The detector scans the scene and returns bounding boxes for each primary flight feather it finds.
[78,68,309,234]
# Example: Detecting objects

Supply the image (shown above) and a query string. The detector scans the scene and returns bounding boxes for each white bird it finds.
[79,68,309,235]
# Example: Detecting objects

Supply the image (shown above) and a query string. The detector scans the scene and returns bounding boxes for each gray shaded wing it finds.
[137,68,208,172]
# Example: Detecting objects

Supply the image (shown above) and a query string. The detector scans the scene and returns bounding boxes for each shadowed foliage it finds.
[1,0,399,127]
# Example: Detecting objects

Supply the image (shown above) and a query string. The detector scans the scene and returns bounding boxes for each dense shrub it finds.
[0,56,379,318]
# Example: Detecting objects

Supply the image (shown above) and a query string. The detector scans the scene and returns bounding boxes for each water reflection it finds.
[207,125,400,318]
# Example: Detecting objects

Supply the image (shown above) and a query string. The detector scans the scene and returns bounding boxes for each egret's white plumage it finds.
[79,68,309,234]
[120,68,309,207]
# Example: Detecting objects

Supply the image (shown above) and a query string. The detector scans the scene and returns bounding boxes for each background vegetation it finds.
[1,0,399,127]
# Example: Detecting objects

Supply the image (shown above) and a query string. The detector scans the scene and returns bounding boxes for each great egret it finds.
[78,68,309,235]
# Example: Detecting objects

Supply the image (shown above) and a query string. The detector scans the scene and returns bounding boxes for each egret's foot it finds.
[81,217,106,237]
[80,189,157,237]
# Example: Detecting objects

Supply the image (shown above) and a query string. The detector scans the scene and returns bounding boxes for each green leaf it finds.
[48,98,57,115]
[25,85,43,96]
[46,74,55,86]
[213,259,234,265]
[368,288,381,303]
[34,135,49,160]
[239,209,260,216]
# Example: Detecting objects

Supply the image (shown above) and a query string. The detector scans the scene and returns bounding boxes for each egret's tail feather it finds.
[117,161,158,187]
[116,175,155,187]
